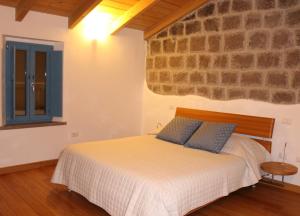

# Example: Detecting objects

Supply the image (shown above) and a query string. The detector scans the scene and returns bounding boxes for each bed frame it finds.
[175,107,275,153]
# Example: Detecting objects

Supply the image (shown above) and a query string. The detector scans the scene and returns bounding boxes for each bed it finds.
[52,107,275,216]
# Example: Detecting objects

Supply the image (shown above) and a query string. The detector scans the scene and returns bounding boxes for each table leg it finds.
[282,175,285,183]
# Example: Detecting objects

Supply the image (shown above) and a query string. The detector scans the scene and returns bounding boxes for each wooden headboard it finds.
[175,107,275,152]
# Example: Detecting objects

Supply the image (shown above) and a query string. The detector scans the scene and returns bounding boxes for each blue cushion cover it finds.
[185,122,236,153]
[156,117,202,145]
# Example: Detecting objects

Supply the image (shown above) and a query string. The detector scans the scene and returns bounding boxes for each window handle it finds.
[31,82,35,92]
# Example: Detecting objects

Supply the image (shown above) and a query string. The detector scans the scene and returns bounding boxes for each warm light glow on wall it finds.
[83,7,114,41]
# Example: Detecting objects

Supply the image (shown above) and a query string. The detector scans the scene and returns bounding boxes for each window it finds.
[5,41,63,125]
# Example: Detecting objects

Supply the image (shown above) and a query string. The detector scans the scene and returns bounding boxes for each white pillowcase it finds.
[222,134,271,182]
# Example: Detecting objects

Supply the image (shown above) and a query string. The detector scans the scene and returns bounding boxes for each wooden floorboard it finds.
[0,165,299,216]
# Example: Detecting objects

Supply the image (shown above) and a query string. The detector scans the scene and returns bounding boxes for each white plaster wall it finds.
[142,84,300,186]
[0,6,145,167]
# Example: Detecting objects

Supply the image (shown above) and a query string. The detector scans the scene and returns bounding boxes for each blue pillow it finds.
[156,117,202,145]
[185,122,236,153]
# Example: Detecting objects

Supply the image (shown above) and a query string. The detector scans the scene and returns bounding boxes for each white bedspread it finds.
[52,135,260,216]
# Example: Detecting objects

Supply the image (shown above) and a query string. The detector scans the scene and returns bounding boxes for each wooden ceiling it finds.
[0,0,208,39]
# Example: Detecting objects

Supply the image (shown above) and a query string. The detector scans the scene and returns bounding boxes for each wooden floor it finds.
[0,166,300,216]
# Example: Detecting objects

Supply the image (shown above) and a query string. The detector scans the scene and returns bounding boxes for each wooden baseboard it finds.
[259,178,300,194]
[0,159,58,175]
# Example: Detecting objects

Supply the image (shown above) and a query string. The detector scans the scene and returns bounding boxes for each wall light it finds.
[83,8,114,41]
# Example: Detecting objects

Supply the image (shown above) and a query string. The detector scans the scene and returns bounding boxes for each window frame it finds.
[5,41,54,125]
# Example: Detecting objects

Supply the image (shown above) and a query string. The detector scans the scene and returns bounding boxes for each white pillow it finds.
[222,134,271,163]
[222,133,271,182]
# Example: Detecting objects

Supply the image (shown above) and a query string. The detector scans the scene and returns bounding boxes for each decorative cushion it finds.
[185,122,236,153]
[156,117,202,145]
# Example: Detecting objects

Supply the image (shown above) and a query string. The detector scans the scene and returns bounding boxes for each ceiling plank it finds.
[15,0,36,21]
[144,0,209,39]
[68,0,103,29]
[110,0,160,35]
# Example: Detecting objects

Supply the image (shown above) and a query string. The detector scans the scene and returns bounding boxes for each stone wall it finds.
[146,0,300,104]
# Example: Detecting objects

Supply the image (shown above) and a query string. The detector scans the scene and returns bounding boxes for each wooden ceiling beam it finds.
[68,0,103,29]
[144,0,209,39]
[15,0,36,21]
[110,0,160,35]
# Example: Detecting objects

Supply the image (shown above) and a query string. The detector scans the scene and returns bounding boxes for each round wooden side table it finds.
[261,162,298,185]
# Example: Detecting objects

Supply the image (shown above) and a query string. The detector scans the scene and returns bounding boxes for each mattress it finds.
[52,135,260,216]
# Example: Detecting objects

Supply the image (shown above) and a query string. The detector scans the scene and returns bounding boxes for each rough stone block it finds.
[169,23,184,36]
[185,21,201,35]
[182,12,196,21]
[152,85,161,93]
[241,72,263,86]
[212,87,225,100]
[169,56,184,69]
[198,3,215,17]
[264,11,282,28]
[199,55,211,69]
[177,86,195,95]
[286,8,300,26]
[296,30,300,46]
[249,89,270,101]
[249,31,268,49]
[208,35,221,52]
[218,0,230,14]
[190,72,205,84]
[190,36,206,52]
[173,72,188,83]
[146,58,153,69]
[163,39,176,53]
[214,55,228,68]
[207,72,219,84]
[245,13,262,29]
[272,91,296,104]
[204,18,220,31]
[232,54,254,69]
[150,40,161,54]
[148,71,158,82]
[266,72,288,88]
[186,55,197,68]
[256,0,275,9]
[162,85,175,94]
[177,38,188,53]
[224,32,245,51]
[222,15,241,30]
[157,30,168,39]
[293,71,300,88]
[155,56,167,69]
[232,0,252,12]
[159,71,171,83]
[228,88,246,99]
[285,49,300,68]
[272,29,293,49]
[221,72,238,85]
[257,52,280,68]
[197,86,211,97]
[278,0,299,8]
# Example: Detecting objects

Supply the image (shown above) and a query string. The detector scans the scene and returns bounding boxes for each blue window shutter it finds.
[5,42,13,122]
[50,51,63,117]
